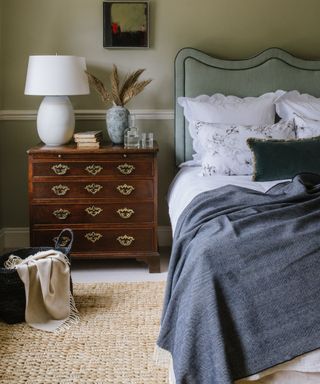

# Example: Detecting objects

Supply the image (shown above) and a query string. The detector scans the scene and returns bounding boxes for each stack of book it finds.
[74,131,103,148]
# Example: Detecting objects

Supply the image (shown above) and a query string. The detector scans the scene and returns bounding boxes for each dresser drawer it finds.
[32,202,155,224]
[32,159,153,177]
[32,180,154,200]
[32,228,155,252]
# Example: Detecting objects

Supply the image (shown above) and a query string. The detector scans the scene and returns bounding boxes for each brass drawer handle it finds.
[51,184,70,196]
[85,205,103,217]
[117,208,134,219]
[52,235,71,247]
[85,164,103,176]
[84,183,103,194]
[117,235,135,247]
[53,208,70,220]
[117,184,135,196]
[51,164,70,175]
[117,163,135,175]
[85,232,103,243]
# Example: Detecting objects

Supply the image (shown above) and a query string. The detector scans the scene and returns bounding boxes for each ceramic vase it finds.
[106,106,130,144]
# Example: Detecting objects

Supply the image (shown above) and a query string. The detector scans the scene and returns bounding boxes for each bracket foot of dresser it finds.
[137,253,161,273]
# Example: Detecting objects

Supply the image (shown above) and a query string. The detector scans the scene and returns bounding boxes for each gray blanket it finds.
[157,173,320,384]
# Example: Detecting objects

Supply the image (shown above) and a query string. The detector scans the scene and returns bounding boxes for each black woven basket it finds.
[0,228,74,324]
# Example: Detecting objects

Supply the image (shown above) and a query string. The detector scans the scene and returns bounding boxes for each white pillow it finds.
[196,120,295,176]
[275,90,320,121]
[294,113,320,139]
[178,91,285,137]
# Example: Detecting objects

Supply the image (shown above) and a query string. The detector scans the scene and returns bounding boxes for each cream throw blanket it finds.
[5,249,79,332]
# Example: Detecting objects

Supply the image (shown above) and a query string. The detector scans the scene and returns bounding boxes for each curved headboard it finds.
[175,47,320,165]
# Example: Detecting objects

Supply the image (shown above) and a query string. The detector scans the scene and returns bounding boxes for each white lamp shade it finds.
[24,55,89,96]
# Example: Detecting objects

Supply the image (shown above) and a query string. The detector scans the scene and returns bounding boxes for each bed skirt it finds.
[154,345,176,384]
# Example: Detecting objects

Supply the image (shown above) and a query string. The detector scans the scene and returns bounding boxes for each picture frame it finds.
[103,1,149,49]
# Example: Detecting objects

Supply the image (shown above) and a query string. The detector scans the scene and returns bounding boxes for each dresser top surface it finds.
[27,141,159,155]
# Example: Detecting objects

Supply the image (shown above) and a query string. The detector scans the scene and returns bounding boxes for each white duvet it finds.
[167,166,320,383]
[168,167,283,233]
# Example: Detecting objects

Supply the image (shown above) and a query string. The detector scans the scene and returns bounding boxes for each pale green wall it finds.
[0,0,3,229]
[0,0,2,107]
[2,0,320,228]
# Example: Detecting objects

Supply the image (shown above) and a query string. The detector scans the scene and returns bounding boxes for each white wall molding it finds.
[0,109,174,121]
[1,226,172,250]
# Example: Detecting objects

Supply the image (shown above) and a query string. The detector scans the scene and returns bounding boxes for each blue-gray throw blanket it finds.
[157,173,320,384]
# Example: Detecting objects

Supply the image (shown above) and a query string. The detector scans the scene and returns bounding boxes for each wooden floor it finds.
[71,246,170,283]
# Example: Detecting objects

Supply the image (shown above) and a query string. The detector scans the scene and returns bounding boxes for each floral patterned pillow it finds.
[294,114,320,139]
[196,120,295,176]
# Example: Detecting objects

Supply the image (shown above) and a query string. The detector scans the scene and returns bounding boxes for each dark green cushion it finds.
[247,137,320,181]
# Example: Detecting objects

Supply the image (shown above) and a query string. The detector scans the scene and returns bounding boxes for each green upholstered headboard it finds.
[175,47,320,165]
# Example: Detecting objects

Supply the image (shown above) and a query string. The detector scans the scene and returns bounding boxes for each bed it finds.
[155,47,320,384]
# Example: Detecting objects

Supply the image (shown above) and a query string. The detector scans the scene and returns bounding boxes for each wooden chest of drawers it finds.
[27,143,160,272]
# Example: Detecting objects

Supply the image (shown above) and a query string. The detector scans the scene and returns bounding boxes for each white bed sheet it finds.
[167,166,320,383]
[168,166,283,234]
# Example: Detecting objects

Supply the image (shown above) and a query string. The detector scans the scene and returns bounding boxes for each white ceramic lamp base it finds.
[37,96,75,146]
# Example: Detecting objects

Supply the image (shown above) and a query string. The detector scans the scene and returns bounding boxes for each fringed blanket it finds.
[156,173,320,384]
[5,249,79,332]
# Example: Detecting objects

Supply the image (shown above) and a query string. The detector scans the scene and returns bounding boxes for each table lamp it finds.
[24,55,90,146]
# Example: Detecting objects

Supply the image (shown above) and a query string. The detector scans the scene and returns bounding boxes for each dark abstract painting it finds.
[103,2,149,48]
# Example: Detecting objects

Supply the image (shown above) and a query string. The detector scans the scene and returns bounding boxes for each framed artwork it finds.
[103,1,149,48]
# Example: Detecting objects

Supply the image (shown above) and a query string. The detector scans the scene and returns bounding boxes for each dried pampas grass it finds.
[86,65,152,107]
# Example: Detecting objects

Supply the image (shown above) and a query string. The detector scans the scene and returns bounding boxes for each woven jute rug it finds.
[0,281,168,384]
